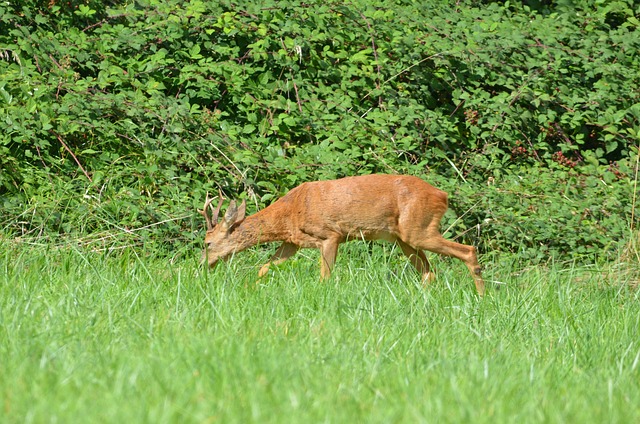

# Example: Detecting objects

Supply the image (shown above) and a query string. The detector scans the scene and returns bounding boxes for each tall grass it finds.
[1,241,639,423]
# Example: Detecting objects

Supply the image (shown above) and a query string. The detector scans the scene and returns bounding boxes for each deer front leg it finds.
[319,238,341,280]
[258,242,299,278]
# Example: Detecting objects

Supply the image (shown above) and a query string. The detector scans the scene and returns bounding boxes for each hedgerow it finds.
[1,0,638,259]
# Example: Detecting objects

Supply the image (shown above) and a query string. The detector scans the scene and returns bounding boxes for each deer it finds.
[199,174,485,295]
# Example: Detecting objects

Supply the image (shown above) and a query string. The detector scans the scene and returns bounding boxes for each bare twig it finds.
[54,132,93,182]
[290,72,303,114]
[360,12,383,107]
[81,13,130,33]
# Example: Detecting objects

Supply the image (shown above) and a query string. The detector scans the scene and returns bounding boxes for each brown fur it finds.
[202,174,484,295]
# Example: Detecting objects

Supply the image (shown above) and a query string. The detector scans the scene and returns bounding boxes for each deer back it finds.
[269,174,448,246]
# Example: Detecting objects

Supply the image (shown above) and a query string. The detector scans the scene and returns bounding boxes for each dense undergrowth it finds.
[1,0,639,260]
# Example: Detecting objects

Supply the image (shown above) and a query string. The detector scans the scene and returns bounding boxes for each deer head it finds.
[200,192,247,268]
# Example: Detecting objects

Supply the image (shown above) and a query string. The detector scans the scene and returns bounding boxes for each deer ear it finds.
[234,200,246,225]
[222,200,246,231]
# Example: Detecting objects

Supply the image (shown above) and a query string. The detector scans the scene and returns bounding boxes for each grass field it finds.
[1,240,639,423]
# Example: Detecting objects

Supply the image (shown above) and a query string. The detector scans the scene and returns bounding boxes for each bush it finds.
[0,0,638,259]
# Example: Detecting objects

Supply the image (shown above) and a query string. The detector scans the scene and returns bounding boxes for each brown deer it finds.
[200,174,484,295]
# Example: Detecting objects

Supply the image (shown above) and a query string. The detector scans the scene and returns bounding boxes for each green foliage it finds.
[0,0,638,259]
[445,160,637,261]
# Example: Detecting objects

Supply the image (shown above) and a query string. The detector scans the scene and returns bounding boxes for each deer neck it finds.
[233,207,290,248]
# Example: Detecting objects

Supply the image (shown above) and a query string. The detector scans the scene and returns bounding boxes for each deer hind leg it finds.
[258,242,299,278]
[415,236,485,296]
[396,239,434,285]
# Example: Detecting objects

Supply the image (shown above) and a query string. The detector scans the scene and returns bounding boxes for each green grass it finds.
[1,241,639,423]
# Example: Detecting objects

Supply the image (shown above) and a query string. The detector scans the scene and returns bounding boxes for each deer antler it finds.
[199,193,214,231]
[211,189,224,224]
[199,190,224,231]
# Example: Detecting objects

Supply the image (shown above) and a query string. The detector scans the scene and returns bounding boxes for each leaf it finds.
[189,44,202,59]
[350,48,372,64]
